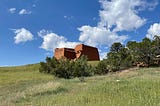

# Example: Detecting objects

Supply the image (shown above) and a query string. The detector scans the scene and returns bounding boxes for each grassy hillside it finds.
[0,64,160,106]
[88,61,99,66]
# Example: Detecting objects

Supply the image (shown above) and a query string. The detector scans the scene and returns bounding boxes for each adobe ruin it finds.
[54,44,100,61]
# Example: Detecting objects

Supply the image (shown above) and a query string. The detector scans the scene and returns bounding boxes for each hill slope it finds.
[0,64,160,106]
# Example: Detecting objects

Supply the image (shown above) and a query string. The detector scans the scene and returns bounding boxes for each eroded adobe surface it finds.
[74,44,100,61]
[54,44,100,61]
[54,48,76,60]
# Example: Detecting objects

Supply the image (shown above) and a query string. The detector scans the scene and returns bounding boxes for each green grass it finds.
[88,61,99,66]
[0,64,160,106]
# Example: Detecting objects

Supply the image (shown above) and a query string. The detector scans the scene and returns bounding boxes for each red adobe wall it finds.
[75,44,100,61]
[64,48,76,60]
[54,48,76,60]
[54,48,65,60]
[74,44,83,59]
[54,44,100,61]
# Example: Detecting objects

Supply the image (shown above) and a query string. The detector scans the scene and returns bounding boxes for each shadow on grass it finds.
[32,87,68,97]
[16,87,68,103]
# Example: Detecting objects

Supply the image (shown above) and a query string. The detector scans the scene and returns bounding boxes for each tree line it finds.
[106,35,160,71]
[39,35,160,79]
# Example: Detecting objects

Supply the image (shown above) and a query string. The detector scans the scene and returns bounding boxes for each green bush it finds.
[39,62,49,73]
[39,55,92,79]
[73,55,92,77]
[107,52,121,72]
[53,58,74,79]
[94,60,108,75]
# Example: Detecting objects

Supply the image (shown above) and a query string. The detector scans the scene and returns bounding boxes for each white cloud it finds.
[9,8,16,14]
[37,0,158,60]
[13,28,33,44]
[39,30,79,51]
[38,29,53,38]
[99,50,107,60]
[146,23,160,39]
[78,0,157,50]
[78,25,127,47]
[98,0,148,31]
[19,9,31,15]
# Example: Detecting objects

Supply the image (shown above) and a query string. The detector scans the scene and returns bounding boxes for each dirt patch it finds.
[117,67,139,76]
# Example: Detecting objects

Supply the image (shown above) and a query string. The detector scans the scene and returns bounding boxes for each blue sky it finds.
[0,0,160,66]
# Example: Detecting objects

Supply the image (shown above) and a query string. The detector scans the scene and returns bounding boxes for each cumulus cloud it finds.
[19,9,31,15]
[78,0,158,59]
[78,0,158,49]
[38,30,79,51]
[12,28,33,44]
[9,8,16,14]
[78,25,127,47]
[146,23,160,39]
[98,0,149,31]
[36,0,157,60]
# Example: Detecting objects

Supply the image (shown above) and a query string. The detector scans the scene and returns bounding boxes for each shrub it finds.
[94,60,108,75]
[73,55,92,77]
[39,62,49,73]
[39,55,92,79]
[53,58,74,79]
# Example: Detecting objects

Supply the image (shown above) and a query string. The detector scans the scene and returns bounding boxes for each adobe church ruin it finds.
[54,44,100,61]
